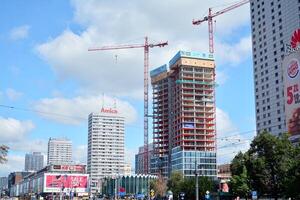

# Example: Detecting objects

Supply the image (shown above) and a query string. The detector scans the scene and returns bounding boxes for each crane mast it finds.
[89,37,168,175]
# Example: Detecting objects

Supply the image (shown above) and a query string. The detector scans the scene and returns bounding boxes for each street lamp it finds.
[195,159,199,200]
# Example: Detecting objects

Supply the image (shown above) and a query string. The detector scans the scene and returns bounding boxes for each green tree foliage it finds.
[283,146,300,199]
[198,176,214,197]
[167,172,214,200]
[179,177,195,200]
[167,172,184,199]
[230,166,250,198]
[230,131,300,199]
[0,145,9,164]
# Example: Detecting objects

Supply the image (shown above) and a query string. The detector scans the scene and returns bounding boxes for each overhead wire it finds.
[0,103,281,147]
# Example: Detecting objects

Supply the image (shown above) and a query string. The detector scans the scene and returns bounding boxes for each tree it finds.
[230,166,250,199]
[283,145,300,199]
[167,171,184,199]
[0,145,9,164]
[247,131,296,199]
[179,177,195,200]
[198,176,214,198]
[152,176,167,199]
[230,131,299,199]
[230,151,247,175]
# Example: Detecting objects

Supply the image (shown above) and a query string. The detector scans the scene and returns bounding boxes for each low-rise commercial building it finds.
[101,175,157,198]
[9,164,89,199]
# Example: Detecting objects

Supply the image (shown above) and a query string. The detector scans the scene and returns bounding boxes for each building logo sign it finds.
[101,107,118,114]
[287,59,299,78]
[291,29,300,49]
[283,52,300,142]
[286,29,300,53]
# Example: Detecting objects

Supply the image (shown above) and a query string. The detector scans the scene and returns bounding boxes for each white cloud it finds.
[34,95,137,125]
[216,108,252,164]
[36,0,251,98]
[6,88,23,101]
[73,145,87,164]
[215,35,252,66]
[0,117,34,143]
[216,70,229,85]
[0,155,24,176]
[8,139,47,154]
[9,25,30,40]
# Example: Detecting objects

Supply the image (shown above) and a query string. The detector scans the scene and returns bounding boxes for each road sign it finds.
[252,191,257,199]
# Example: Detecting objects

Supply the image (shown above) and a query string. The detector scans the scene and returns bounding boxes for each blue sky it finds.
[0,0,255,176]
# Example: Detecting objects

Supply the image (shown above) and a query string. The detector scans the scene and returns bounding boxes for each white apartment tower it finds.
[87,108,125,193]
[250,0,300,135]
[25,152,44,171]
[47,138,72,165]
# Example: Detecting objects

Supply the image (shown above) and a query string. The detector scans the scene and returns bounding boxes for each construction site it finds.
[151,51,217,178]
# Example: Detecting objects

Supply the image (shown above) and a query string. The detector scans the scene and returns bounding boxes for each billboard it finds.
[44,173,88,193]
[283,51,300,141]
[52,165,85,173]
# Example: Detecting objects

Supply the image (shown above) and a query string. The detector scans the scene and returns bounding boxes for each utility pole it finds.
[195,160,199,200]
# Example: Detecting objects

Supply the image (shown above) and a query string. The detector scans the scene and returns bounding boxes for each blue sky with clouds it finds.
[0,0,255,176]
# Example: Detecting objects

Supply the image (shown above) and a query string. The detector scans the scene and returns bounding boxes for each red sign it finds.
[101,107,118,114]
[45,174,88,189]
[62,165,85,172]
[291,29,300,49]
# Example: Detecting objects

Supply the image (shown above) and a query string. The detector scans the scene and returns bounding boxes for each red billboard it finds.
[44,173,88,193]
[52,165,85,173]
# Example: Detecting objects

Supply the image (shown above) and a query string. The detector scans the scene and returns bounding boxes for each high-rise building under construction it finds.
[150,51,217,178]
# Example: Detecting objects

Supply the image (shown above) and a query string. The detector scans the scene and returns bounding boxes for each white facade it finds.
[47,138,72,165]
[250,0,300,135]
[25,152,44,171]
[87,109,125,193]
[124,163,132,176]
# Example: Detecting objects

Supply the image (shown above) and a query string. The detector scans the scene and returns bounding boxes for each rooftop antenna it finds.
[113,98,117,109]
[102,93,105,109]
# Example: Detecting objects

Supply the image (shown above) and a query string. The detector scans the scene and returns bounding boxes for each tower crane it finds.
[88,37,168,174]
[192,0,249,54]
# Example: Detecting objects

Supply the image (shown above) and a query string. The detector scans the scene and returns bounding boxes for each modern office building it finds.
[87,108,125,193]
[150,51,217,178]
[250,0,300,135]
[47,138,72,165]
[135,143,153,175]
[25,152,44,171]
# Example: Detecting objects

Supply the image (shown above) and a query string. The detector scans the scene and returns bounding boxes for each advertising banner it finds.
[182,122,195,129]
[283,51,300,142]
[44,173,88,193]
[52,165,85,173]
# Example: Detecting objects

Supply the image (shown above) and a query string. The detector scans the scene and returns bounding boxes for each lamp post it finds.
[195,160,199,200]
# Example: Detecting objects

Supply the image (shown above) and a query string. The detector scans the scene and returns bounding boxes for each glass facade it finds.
[101,175,156,198]
[171,147,217,177]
